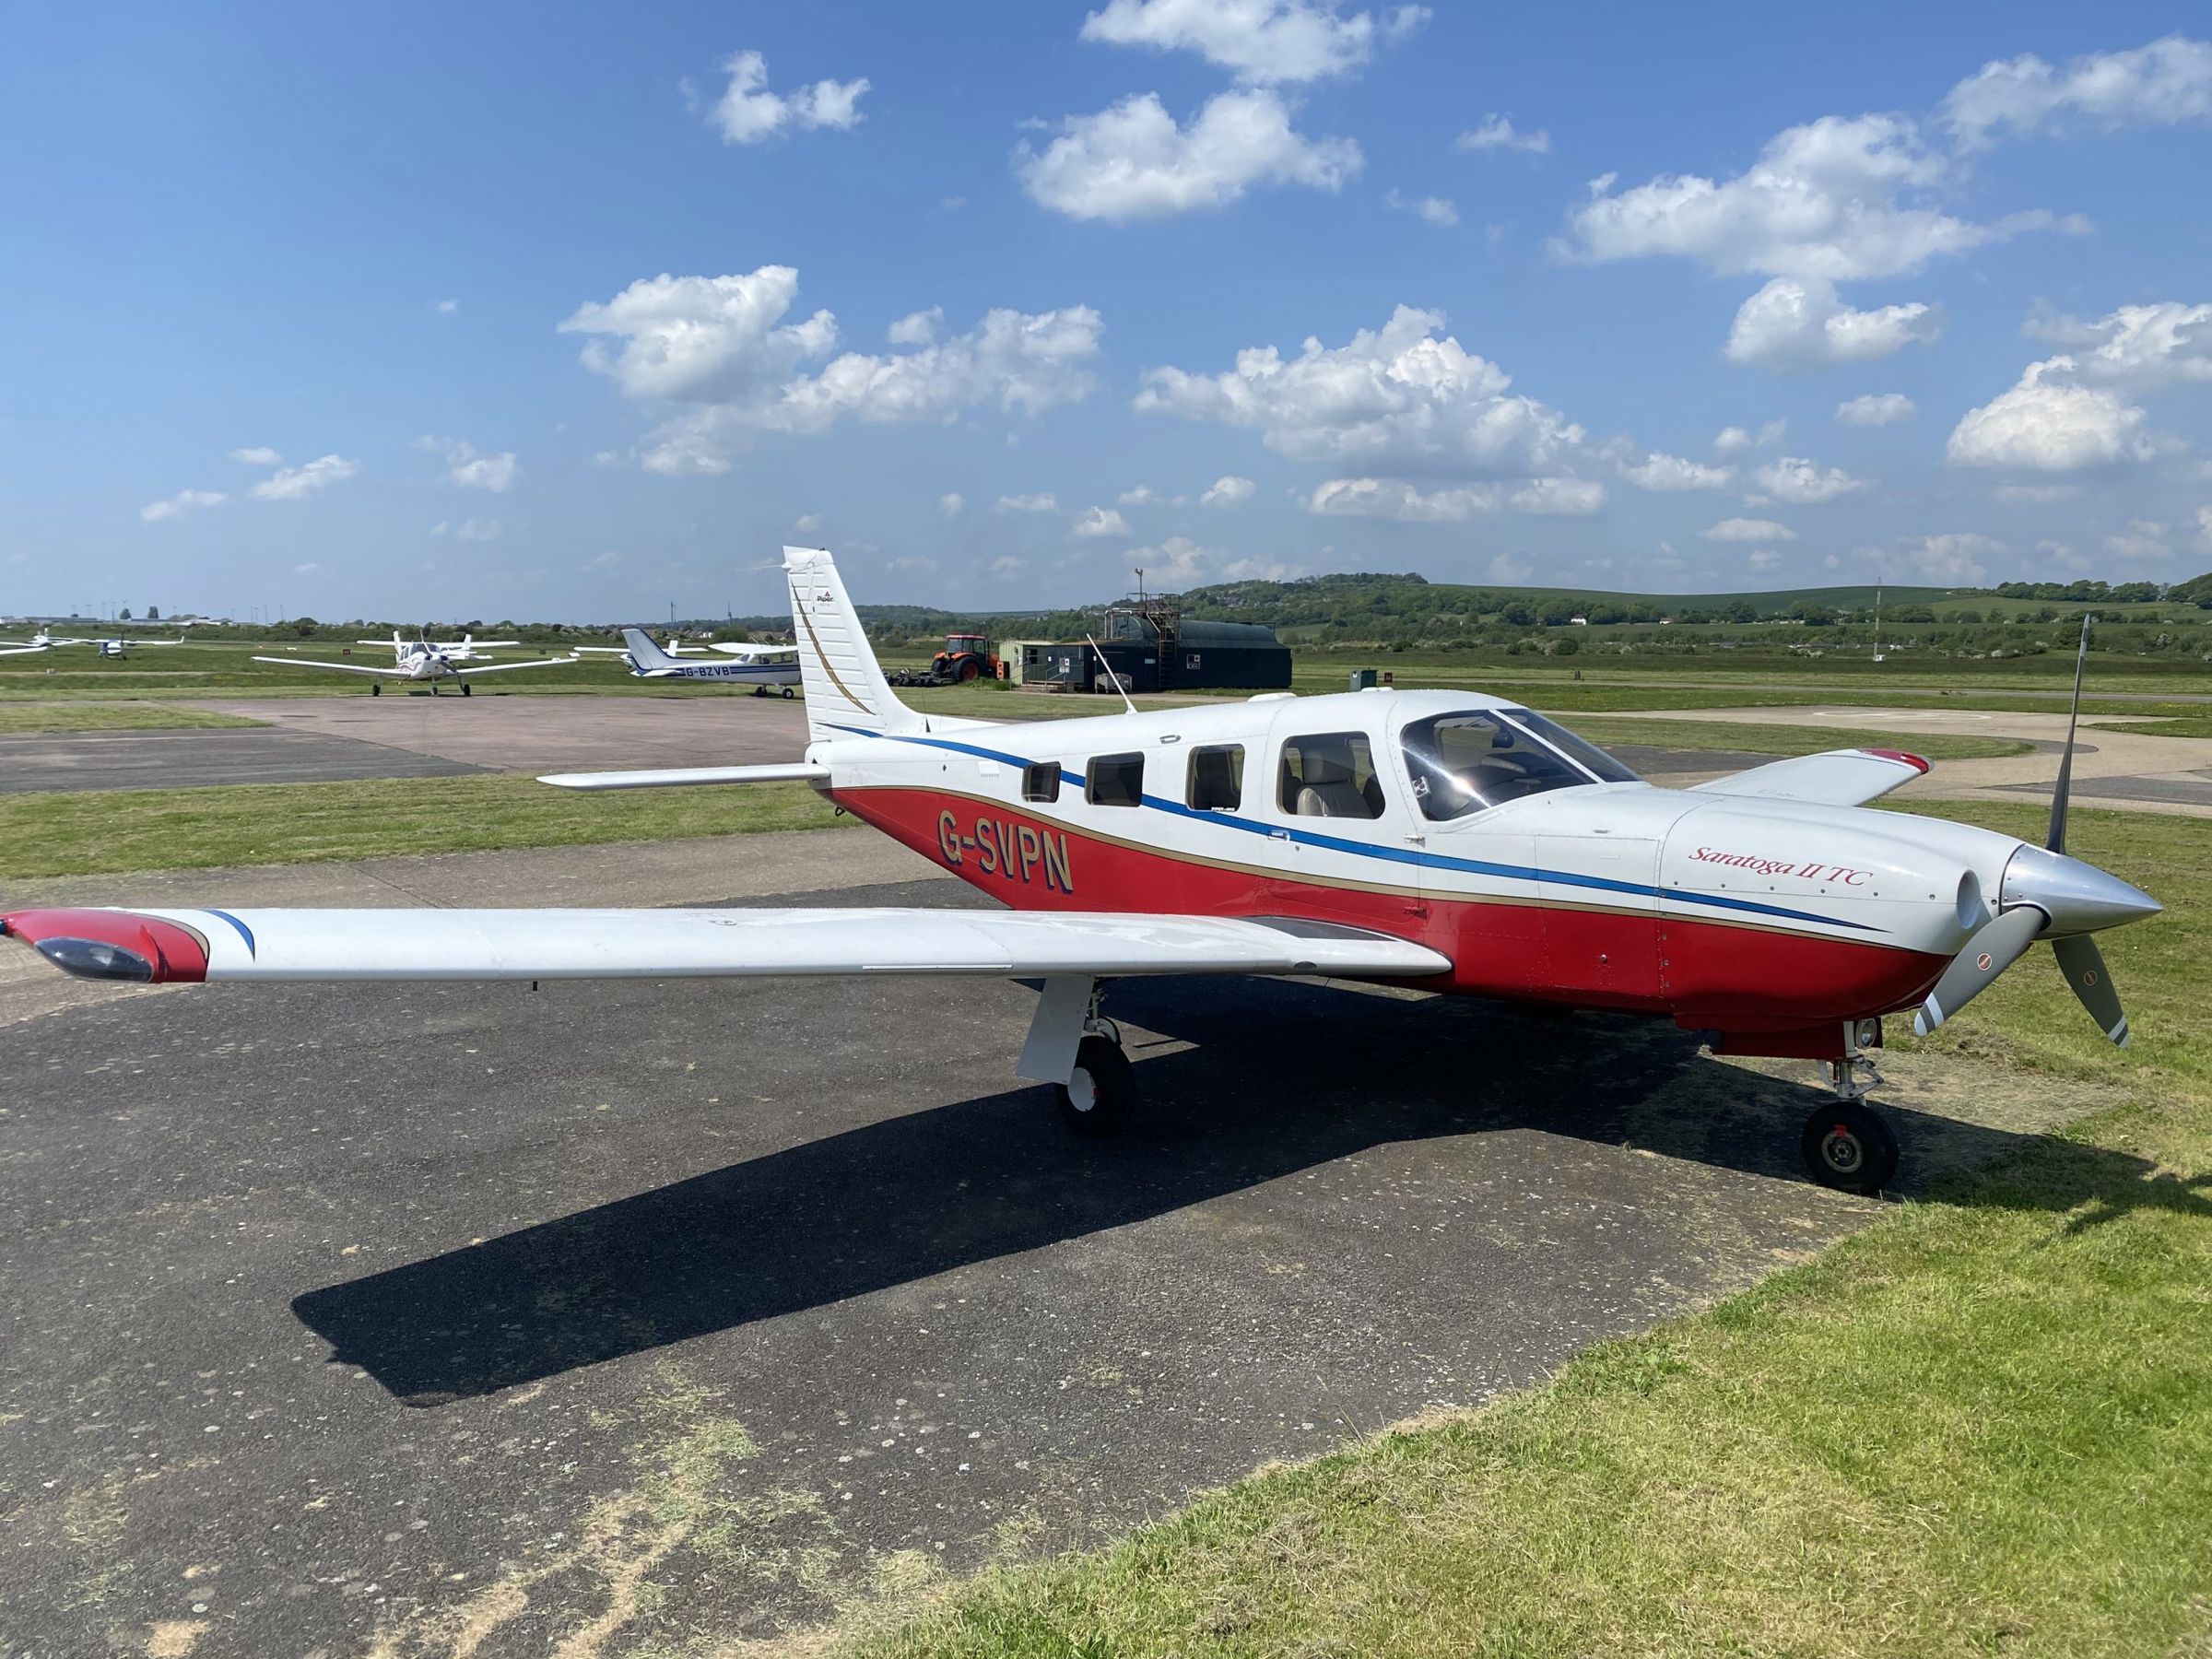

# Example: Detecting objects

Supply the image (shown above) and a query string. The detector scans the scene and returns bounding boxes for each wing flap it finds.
[3,906,1452,985]
[1688,747,1930,807]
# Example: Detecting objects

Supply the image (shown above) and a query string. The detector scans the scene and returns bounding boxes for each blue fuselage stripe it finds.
[824,725,1877,932]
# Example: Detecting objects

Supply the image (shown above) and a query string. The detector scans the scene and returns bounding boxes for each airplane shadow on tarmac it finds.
[291,975,2210,1406]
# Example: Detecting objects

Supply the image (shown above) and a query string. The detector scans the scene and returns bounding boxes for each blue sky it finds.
[3,2,2208,622]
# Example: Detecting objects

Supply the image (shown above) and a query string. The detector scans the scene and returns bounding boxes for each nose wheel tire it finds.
[1055,1033,1135,1136]
[1801,1102,1899,1195]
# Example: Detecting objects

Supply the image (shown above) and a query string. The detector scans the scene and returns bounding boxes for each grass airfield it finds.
[0,645,2208,1655]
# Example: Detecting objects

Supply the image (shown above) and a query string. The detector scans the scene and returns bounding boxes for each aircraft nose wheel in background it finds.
[1801,1100,1899,1195]
[1055,1032,1135,1135]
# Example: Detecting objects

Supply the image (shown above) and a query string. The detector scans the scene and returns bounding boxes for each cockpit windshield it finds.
[1399,708,1640,821]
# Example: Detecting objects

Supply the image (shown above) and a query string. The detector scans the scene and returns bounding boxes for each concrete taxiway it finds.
[0,829,2126,1654]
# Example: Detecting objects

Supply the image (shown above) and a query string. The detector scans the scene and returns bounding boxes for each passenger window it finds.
[1087,752,1145,807]
[1278,732,1386,819]
[1185,745,1243,811]
[1022,761,1060,804]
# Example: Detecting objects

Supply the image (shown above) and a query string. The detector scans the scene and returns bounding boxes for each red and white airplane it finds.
[1,549,2159,1194]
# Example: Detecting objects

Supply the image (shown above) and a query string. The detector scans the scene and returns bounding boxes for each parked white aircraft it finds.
[0,630,184,655]
[358,631,517,664]
[3,549,2159,1195]
[251,634,578,694]
[607,628,801,695]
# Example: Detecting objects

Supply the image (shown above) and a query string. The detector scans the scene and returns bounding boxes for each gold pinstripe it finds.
[794,599,875,717]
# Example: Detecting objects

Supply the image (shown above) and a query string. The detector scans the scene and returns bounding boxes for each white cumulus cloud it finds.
[1619,452,1734,491]
[1747,548,1785,571]
[1836,392,1916,426]
[140,488,227,523]
[229,446,280,465]
[1073,504,1131,537]
[561,267,1102,475]
[1703,517,1796,542]
[1713,418,1786,455]
[1555,113,2067,281]
[1386,189,1458,227]
[250,454,359,502]
[1455,113,1548,154]
[418,437,519,493]
[1873,531,2000,582]
[1304,476,1600,520]
[1077,0,1421,84]
[1117,484,1160,506]
[1944,35,2212,147]
[938,492,965,517]
[1947,357,2158,473]
[1200,474,1257,507]
[1017,89,1359,221]
[710,50,868,144]
[1753,455,1869,503]
[2024,300,2212,390]
[2104,519,2172,560]
[1137,303,1586,480]
[793,512,823,534]
[996,492,1060,513]
[1724,276,1942,369]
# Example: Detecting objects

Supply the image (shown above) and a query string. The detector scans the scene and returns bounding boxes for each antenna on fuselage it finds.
[1086,633,1137,715]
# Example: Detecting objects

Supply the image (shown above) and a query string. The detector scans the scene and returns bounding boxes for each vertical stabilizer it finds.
[783,546,924,742]
[620,627,678,674]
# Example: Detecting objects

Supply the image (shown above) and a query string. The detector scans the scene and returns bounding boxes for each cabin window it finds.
[1086,752,1145,807]
[1278,732,1386,819]
[1185,745,1244,811]
[1399,709,1639,821]
[1021,761,1061,804]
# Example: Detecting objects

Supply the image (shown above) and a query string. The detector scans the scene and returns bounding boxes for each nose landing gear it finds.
[1802,1052,1898,1194]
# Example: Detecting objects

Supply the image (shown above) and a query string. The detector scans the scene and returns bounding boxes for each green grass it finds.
[850,804,2212,1659]
[0,700,265,734]
[0,775,850,878]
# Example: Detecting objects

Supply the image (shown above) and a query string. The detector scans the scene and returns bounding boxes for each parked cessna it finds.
[251,633,578,694]
[1,629,185,656]
[3,549,2159,1194]
[601,627,801,696]
[359,630,516,664]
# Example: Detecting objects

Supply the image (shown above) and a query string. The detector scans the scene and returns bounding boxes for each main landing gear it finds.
[1801,1046,1899,1196]
[1018,977,1136,1135]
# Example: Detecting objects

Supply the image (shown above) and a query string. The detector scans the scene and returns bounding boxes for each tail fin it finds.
[783,546,924,742]
[620,627,678,673]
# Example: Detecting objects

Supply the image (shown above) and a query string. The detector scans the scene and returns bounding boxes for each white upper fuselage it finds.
[804,688,2027,1032]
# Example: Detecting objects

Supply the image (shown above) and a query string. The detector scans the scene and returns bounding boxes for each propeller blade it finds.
[2048,613,2093,854]
[2053,934,2130,1047]
[1913,904,2047,1038]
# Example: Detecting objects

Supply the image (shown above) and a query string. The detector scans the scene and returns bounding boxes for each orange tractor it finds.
[892,631,1004,686]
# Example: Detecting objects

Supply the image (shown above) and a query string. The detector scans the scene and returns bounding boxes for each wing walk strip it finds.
[826,724,1885,935]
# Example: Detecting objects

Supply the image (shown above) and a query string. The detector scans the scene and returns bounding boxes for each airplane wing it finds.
[538,761,830,791]
[570,645,634,654]
[1,906,1453,985]
[251,655,406,677]
[451,654,582,676]
[707,642,794,660]
[1689,747,1931,807]
[0,643,48,657]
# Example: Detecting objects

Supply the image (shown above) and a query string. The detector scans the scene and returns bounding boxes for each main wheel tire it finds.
[1801,1102,1899,1195]
[371,682,381,696]
[462,681,472,697]
[1054,1034,1135,1136]
[782,686,795,699]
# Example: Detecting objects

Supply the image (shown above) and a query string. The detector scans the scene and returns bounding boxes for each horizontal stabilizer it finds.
[537,762,830,791]
[1690,747,1931,808]
[3,906,1451,985]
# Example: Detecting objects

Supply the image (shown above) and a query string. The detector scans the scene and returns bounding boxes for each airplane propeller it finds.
[1912,615,2154,1046]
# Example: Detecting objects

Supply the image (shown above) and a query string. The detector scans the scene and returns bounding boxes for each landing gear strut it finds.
[1800,1047,1898,1194]
[1020,977,1135,1135]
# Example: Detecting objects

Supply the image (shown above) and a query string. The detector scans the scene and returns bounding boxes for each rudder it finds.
[783,545,923,742]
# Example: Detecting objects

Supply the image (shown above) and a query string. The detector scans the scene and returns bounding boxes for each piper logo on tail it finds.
[938,810,1075,892]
